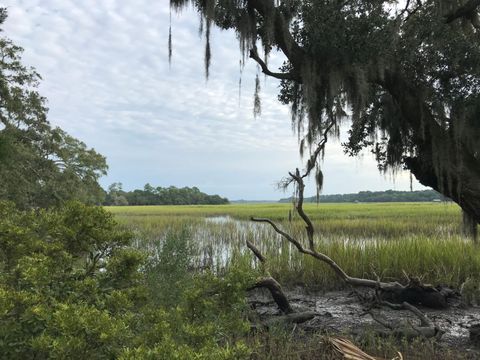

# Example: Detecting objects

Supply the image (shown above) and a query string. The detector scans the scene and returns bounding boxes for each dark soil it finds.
[248,287,480,357]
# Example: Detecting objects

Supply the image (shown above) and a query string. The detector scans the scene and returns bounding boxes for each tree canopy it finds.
[169,0,480,234]
[104,183,229,206]
[0,9,107,209]
[279,189,447,203]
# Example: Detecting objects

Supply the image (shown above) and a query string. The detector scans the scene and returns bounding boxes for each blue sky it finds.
[3,1,426,200]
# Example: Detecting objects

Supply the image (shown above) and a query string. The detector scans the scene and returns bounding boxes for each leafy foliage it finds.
[145,226,194,306]
[0,11,107,209]
[104,182,229,205]
[171,0,480,168]
[170,0,480,229]
[0,202,253,359]
[279,189,448,203]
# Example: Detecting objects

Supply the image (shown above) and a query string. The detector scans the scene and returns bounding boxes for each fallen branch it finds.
[248,276,294,314]
[263,311,317,328]
[246,239,293,314]
[246,239,266,264]
[369,301,442,340]
[251,136,454,309]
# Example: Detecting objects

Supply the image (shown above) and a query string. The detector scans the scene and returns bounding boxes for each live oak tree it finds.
[0,9,107,209]
[169,0,480,237]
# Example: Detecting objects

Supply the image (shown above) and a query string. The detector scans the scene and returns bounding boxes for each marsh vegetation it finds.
[107,201,480,358]
[110,202,479,292]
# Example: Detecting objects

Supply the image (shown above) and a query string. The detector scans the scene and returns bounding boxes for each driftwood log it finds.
[248,276,293,314]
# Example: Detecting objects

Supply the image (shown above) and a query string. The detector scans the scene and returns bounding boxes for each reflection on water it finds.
[133,214,463,274]
[205,216,233,224]
[199,216,271,270]
[133,215,283,272]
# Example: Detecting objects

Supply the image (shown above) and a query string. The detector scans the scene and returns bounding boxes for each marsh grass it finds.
[107,202,480,293]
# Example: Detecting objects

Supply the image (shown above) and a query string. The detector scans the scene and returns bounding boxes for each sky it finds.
[2,0,427,200]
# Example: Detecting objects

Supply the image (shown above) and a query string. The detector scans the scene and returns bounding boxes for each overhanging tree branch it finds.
[249,47,299,81]
[444,0,480,27]
[246,0,305,69]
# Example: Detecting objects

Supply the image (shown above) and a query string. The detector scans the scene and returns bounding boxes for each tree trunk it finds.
[383,70,480,239]
[405,152,480,240]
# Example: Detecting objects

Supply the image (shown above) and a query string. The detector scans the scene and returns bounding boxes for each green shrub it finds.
[0,202,254,359]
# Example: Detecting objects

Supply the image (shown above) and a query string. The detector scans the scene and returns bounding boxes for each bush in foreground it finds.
[0,202,252,359]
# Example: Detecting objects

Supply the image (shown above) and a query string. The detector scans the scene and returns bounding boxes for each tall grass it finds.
[107,202,479,292]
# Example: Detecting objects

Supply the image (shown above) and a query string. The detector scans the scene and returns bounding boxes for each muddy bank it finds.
[249,288,480,356]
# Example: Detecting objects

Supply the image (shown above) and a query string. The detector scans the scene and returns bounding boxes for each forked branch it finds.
[251,129,452,309]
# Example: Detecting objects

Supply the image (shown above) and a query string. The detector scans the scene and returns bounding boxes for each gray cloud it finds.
[3,1,426,199]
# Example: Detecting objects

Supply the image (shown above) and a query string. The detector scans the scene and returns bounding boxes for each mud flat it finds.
[249,288,480,357]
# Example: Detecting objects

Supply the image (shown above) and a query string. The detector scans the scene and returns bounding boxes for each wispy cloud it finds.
[2,1,426,199]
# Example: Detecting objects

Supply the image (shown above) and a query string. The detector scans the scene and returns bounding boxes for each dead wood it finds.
[246,239,266,264]
[246,239,294,314]
[369,301,442,340]
[251,136,455,309]
[248,276,294,314]
[263,311,317,327]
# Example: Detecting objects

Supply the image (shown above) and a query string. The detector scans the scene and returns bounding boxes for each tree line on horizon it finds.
[279,189,448,203]
[103,182,229,206]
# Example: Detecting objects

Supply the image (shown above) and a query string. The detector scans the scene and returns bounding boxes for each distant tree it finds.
[0,9,107,209]
[108,182,124,193]
[104,183,129,206]
[279,189,447,203]
[170,0,480,237]
[106,184,229,206]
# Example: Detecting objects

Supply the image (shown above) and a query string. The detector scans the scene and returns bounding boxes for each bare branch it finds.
[301,120,336,179]
[284,120,337,251]
[377,301,441,338]
[398,0,423,22]
[251,217,305,253]
[369,311,394,330]
[250,216,402,290]
[289,169,315,251]
[246,239,266,263]
[401,0,412,17]
[245,239,293,314]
